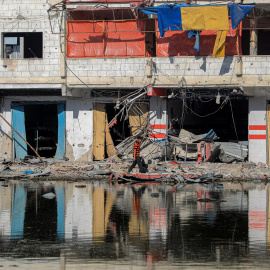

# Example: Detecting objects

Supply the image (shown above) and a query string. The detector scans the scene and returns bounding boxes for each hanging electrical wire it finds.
[65,60,102,96]
[185,96,229,118]
[229,99,239,142]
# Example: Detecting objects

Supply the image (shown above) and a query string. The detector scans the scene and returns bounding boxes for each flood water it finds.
[0,180,270,269]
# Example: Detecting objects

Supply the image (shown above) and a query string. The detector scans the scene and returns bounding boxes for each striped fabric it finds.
[133,141,140,159]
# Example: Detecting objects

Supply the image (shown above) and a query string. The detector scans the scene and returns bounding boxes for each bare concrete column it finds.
[250,18,258,55]
[60,10,67,78]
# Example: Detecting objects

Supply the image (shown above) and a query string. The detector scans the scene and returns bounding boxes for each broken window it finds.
[2,32,43,59]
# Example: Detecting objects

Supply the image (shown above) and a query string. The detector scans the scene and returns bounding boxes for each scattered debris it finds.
[23,170,35,174]
[42,192,56,199]
[75,185,87,188]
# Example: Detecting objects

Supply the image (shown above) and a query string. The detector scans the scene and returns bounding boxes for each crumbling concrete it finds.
[0,159,270,182]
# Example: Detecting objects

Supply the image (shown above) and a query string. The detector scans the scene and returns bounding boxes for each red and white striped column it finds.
[248,97,267,163]
[149,96,167,140]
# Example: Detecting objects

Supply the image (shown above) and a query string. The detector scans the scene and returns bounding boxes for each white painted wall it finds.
[248,96,267,163]
[0,95,93,161]
[66,94,93,161]
[149,96,167,139]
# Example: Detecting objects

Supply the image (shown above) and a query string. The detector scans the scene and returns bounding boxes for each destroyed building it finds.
[0,0,270,164]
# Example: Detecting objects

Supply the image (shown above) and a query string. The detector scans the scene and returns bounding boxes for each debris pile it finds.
[0,156,270,182]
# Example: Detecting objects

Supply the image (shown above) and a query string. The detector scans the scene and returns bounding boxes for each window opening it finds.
[3,32,43,59]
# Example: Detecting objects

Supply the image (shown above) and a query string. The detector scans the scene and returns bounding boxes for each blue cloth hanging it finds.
[157,5,183,37]
[229,4,255,29]
[188,30,201,51]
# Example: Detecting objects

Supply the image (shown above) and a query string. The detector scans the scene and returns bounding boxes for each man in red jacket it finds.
[128,136,145,173]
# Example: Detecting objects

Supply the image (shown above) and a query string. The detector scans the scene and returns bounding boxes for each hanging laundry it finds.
[139,3,255,57]
[229,4,255,29]
[157,5,183,37]
[181,6,229,31]
[188,30,201,51]
[213,30,227,57]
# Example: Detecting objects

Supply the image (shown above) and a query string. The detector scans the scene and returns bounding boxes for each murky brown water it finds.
[0,180,270,269]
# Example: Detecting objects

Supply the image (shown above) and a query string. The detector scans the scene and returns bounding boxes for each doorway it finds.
[12,102,65,160]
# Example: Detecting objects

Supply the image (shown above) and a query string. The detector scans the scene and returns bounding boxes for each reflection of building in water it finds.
[0,183,12,239]
[249,185,267,251]
[0,182,63,242]
[2,181,270,268]
[64,183,93,241]
[11,184,27,240]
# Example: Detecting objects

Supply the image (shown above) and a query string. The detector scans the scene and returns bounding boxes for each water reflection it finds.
[0,180,270,269]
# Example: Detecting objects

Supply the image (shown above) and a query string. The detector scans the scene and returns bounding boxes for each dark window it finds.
[258,30,270,55]
[2,32,43,59]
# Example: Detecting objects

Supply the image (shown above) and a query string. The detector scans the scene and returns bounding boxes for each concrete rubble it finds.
[0,157,270,182]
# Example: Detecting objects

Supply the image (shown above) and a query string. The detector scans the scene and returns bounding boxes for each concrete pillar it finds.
[250,18,258,56]
[248,96,267,163]
[149,96,167,140]
[60,9,67,78]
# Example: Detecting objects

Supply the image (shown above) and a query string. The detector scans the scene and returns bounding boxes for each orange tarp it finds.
[67,20,145,58]
[68,22,104,58]
[157,21,241,57]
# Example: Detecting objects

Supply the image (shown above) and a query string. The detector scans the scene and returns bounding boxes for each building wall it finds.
[0,95,93,161]
[0,0,62,84]
[0,0,270,162]
[149,96,167,139]
[66,56,270,89]
[248,96,267,163]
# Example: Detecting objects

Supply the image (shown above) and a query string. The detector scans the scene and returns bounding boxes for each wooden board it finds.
[105,113,116,157]
[129,104,149,136]
[12,105,28,160]
[93,103,106,160]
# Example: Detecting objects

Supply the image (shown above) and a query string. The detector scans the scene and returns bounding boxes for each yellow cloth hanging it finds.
[213,30,227,57]
[181,6,229,31]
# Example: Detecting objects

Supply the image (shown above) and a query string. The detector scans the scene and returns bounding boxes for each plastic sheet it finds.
[67,20,145,58]
[104,21,145,57]
[157,21,241,57]
[67,22,104,58]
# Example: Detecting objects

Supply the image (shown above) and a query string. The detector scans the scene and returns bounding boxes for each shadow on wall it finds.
[195,56,207,71]
[219,56,234,75]
[0,126,12,141]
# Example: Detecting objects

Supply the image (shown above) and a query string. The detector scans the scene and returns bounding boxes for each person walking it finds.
[128,136,145,173]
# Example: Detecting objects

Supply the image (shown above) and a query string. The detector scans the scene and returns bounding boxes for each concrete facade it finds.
[0,0,270,163]
[0,0,93,161]
[0,95,93,161]
[0,0,62,82]
[149,96,167,140]
[248,96,267,164]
